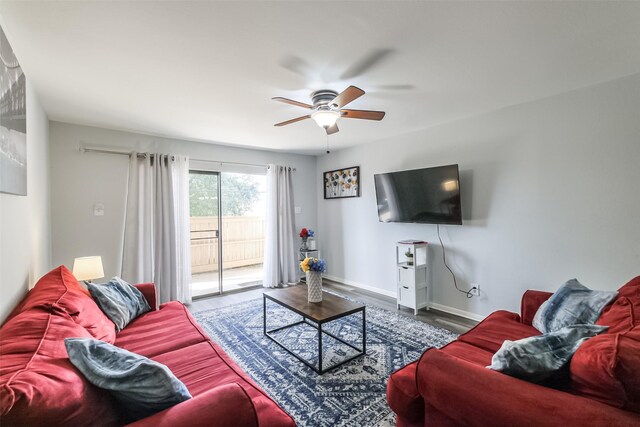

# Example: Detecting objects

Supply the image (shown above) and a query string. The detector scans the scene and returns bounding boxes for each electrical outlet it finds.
[470,283,480,296]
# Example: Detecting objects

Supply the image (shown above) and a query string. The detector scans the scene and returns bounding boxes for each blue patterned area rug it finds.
[193,292,457,427]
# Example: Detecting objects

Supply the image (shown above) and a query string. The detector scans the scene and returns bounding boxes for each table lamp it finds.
[72,256,105,283]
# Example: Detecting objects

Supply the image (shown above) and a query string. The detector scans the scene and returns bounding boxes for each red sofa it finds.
[0,266,295,427]
[387,276,640,427]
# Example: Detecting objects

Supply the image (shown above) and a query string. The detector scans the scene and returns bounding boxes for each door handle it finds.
[401,266,408,269]
[403,286,409,289]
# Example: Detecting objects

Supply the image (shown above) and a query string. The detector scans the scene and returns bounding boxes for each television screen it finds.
[374,164,462,225]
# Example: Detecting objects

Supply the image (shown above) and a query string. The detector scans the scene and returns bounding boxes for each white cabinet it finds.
[396,242,430,315]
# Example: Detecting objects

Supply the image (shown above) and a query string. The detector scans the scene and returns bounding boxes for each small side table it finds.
[299,249,320,282]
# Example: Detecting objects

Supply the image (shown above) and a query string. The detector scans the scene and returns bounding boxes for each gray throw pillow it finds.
[487,324,607,382]
[65,337,191,421]
[532,278,616,333]
[88,277,150,332]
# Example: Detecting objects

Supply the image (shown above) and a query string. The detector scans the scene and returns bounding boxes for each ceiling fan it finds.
[272,86,385,135]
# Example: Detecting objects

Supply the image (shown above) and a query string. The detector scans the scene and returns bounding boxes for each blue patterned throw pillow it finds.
[88,277,150,332]
[487,324,608,382]
[532,278,616,333]
[65,337,191,421]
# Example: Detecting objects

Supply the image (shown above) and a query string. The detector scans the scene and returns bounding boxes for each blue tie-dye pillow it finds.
[532,279,616,333]
[487,324,608,382]
[65,337,191,421]
[88,277,150,332]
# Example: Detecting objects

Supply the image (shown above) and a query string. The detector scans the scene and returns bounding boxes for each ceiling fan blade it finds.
[340,48,394,80]
[326,123,339,135]
[272,97,313,109]
[341,109,386,121]
[274,115,311,127]
[329,86,365,109]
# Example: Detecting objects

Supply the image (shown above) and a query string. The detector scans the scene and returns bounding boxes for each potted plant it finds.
[405,249,414,266]
[300,257,327,302]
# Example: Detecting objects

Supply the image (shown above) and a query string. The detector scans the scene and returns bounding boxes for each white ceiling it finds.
[2,1,640,155]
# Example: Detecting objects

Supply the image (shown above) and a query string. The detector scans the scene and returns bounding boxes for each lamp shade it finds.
[73,256,105,281]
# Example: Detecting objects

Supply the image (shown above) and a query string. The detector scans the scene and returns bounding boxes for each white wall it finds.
[49,122,317,279]
[0,83,51,322]
[316,73,640,320]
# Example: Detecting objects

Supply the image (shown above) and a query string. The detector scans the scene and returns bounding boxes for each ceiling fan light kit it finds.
[272,85,385,136]
[311,109,340,128]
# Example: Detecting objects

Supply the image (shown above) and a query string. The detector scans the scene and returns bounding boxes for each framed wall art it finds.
[0,25,27,196]
[324,166,360,199]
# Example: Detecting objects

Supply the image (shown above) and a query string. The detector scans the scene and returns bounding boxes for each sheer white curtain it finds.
[263,164,298,288]
[122,152,192,304]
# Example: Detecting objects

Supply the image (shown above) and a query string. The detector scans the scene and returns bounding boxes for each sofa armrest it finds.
[520,290,553,326]
[125,383,258,427]
[417,349,640,427]
[134,283,157,311]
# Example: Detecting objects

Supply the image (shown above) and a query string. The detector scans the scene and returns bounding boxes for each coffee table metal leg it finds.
[318,323,323,374]
[263,295,267,336]
[362,307,366,355]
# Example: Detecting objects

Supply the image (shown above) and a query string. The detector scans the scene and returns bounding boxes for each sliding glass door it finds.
[189,171,221,298]
[189,170,266,297]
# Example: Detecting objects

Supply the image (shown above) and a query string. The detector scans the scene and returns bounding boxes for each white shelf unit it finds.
[396,242,430,315]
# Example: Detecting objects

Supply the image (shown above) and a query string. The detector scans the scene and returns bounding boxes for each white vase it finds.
[306,271,323,302]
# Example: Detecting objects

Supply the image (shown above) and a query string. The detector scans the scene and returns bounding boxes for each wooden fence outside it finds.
[190,216,264,273]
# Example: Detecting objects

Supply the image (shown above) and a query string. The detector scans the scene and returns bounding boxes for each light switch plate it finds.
[93,203,105,216]
[294,206,302,214]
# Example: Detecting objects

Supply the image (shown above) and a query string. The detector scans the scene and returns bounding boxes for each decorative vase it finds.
[306,271,323,302]
[300,237,308,251]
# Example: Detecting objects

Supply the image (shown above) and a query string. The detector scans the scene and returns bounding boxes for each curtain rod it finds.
[78,144,295,171]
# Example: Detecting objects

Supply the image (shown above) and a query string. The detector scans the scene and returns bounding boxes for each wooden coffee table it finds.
[263,285,366,374]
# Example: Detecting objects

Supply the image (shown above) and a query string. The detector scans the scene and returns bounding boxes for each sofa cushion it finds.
[152,341,295,427]
[88,277,150,332]
[571,326,640,413]
[65,337,191,422]
[458,310,540,353]
[441,341,494,367]
[532,279,617,333]
[7,265,116,342]
[114,301,209,358]
[0,307,120,426]
[488,324,607,382]
[386,361,423,423]
[597,276,640,334]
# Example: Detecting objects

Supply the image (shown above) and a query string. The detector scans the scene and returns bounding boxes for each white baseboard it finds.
[324,274,485,322]
[429,302,485,322]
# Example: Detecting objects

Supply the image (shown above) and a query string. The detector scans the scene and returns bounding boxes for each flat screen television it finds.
[374,164,462,225]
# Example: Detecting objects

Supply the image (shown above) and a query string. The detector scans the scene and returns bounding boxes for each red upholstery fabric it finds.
[6,265,116,342]
[520,289,553,326]
[440,340,493,366]
[416,348,640,427]
[134,283,158,311]
[114,301,209,358]
[386,361,423,424]
[597,276,640,333]
[571,326,640,413]
[152,341,295,427]
[457,310,539,353]
[125,383,258,427]
[0,306,120,426]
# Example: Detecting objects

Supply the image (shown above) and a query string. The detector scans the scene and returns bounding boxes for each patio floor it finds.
[191,264,263,297]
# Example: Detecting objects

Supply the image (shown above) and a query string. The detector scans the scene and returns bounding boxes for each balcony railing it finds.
[190,216,264,273]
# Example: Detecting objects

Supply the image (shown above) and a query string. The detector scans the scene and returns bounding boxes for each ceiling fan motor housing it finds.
[311,90,339,107]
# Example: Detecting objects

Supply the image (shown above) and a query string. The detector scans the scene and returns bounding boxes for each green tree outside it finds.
[189,173,260,217]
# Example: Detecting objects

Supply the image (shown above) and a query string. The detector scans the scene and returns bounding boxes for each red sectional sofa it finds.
[387,276,640,427]
[0,266,295,427]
